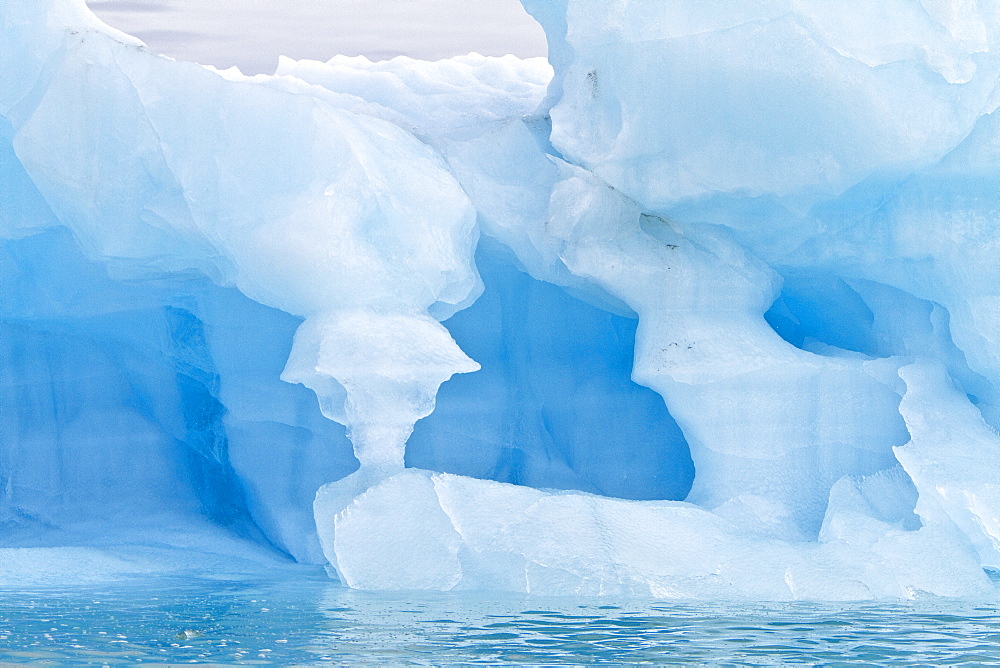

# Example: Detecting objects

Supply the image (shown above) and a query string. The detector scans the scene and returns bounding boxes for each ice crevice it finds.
[5,0,1000,598]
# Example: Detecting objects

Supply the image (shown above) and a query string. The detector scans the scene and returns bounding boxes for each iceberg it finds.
[4,0,1000,599]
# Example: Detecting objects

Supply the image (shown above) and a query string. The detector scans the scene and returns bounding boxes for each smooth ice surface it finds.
[6,0,1000,600]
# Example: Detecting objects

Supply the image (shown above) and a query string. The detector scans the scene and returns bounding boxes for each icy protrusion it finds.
[322,470,464,590]
[539,164,908,537]
[896,362,1000,567]
[323,469,992,598]
[303,311,481,578]
[283,310,478,472]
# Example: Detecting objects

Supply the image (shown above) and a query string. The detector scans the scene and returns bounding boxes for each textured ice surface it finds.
[321,469,990,598]
[5,0,1000,599]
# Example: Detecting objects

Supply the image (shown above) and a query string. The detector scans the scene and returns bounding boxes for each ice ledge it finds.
[315,469,993,600]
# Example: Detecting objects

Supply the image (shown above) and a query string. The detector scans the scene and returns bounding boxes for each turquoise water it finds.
[3,575,1000,664]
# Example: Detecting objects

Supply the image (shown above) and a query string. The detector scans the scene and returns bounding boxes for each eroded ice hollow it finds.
[4,0,1000,598]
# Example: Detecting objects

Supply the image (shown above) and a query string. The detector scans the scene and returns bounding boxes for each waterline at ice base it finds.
[5,0,1000,601]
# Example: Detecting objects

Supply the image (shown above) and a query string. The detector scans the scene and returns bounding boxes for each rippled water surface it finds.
[3,576,1000,664]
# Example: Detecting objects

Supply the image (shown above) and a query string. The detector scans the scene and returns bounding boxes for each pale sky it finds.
[86,0,549,75]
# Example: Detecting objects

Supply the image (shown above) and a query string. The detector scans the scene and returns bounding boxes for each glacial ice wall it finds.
[5,0,1000,598]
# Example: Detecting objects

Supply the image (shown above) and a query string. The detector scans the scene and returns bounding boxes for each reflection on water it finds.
[2,575,1000,664]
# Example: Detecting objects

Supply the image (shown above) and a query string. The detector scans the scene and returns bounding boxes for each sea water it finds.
[3,574,1000,664]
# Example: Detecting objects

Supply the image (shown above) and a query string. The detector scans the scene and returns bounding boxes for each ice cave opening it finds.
[409,237,694,502]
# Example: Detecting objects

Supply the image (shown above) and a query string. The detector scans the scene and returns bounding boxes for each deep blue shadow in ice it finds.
[194,274,360,562]
[0,231,262,544]
[0,229,358,562]
[409,238,695,501]
[764,269,1000,428]
[0,224,694,565]
[764,271,878,355]
[164,304,262,532]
